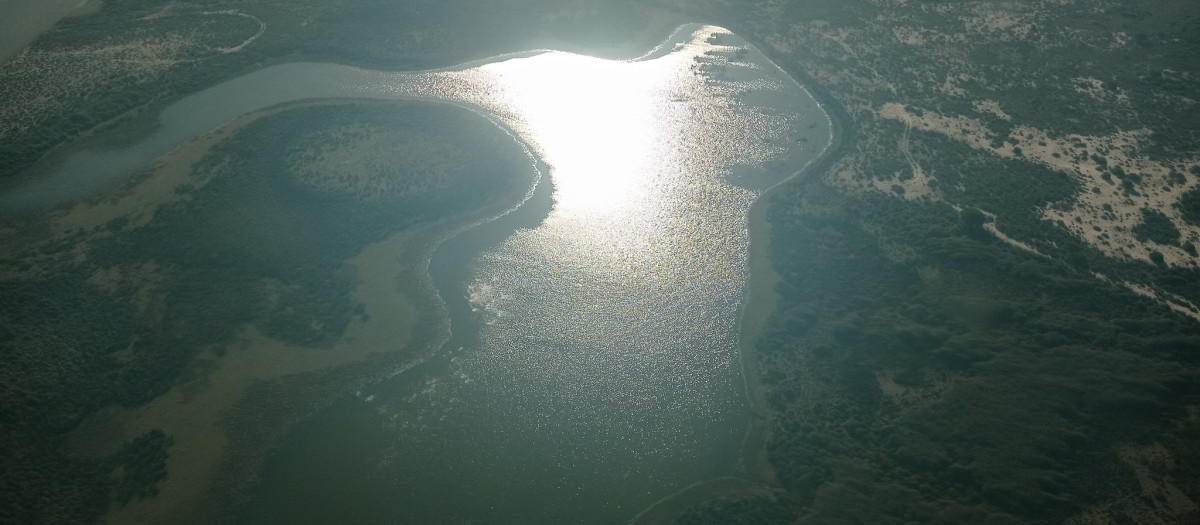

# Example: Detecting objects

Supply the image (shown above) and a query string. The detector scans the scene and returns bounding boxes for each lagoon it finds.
[6,24,832,524]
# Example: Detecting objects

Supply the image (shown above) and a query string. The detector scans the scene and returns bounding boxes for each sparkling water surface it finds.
[2,24,831,525]
[232,26,830,524]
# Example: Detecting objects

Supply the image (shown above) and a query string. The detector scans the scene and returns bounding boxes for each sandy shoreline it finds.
[622,30,840,524]
[631,143,835,523]
[735,44,842,485]
[737,195,785,485]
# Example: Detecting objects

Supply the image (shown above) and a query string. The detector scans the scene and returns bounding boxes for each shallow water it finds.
[3,24,832,524]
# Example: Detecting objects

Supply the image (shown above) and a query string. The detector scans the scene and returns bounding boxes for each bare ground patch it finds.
[877,102,1200,266]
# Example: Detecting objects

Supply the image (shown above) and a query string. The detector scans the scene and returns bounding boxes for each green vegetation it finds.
[0,1,266,180]
[736,178,1200,524]
[1134,208,1181,246]
[3,0,1199,524]
[642,0,1200,523]
[0,101,533,522]
[112,430,174,506]
[0,0,656,182]
[1179,187,1200,227]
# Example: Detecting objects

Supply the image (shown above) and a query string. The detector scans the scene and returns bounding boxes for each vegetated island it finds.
[0,100,537,524]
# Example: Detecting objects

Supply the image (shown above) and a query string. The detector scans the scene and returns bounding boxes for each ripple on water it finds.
[234,25,831,525]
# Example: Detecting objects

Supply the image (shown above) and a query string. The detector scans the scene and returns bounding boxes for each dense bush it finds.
[737,177,1200,525]
[1134,208,1182,246]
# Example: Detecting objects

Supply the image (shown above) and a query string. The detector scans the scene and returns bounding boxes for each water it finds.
[3,24,832,524]
[235,27,831,524]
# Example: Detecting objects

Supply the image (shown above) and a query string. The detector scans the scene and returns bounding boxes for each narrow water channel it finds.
[4,24,832,524]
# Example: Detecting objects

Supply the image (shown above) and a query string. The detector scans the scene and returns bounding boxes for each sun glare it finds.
[480,52,678,216]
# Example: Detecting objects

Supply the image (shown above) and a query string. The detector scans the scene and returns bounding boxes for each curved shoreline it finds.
[0,28,679,217]
[714,26,859,522]
[46,23,714,524]
[624,33,839,523]
[383,23,714,380]
[58,98,546,525]
[6,22,839,523]
[198,101,551,525]
[734,40,837,485]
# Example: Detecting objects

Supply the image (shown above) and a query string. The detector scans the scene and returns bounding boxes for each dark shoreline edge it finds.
[199,99,550,524]
[0,11,687,204]
[627,26,847,525]
[3,21,840,523]
[732,25,855,486]
[201,25,713,523]
[382,21,716,388]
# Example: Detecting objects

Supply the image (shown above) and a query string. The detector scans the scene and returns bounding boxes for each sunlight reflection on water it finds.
[121,24,839,525]
[341,25,829,523]
[0,23,831,524]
